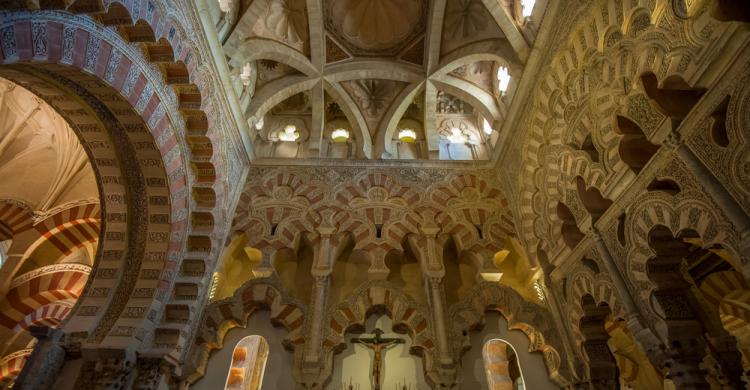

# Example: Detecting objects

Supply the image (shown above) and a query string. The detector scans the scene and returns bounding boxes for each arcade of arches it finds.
[0,0,749,389]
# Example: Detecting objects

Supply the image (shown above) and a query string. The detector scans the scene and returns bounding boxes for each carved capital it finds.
[663,130,683,150]
[313,274,329,285]
[426,276,443,286]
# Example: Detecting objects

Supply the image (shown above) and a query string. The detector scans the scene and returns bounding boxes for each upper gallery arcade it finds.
[0,0,749,389]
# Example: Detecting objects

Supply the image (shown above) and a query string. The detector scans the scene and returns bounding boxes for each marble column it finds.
[408,229,456,389]
[13,327,65,390]
[426,275,451,365]
[590,231,638,317]
[301,224,336,385]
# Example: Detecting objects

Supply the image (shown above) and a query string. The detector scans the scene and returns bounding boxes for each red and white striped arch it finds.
[699,270,750,336]
[0,264,89,330]
[14,299,75,331]
[0,348,32,386]
[0,202,34,241]
[32,204,100,258]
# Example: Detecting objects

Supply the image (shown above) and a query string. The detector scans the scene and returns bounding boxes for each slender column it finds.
[578,308,619,389]
[303,275,330,365]
[308,82,325,155]
[541,280,582,380]
[590,230,668,379]
[648,253,711,389]
[194,0,255,161]
[407,227,454,378]
[302,223,336,385]
[423,83,440,159]
[590,231,638,317]
[13,327,65,390]
[426,276,451,365]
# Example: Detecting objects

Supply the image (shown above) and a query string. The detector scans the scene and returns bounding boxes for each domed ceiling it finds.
[325,0,427,57]
[216,0,542,162]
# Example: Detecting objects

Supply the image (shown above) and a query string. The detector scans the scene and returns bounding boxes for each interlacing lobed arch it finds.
[489,0,750,387]
[512,0,748,260]
[229,168,517,265]
[0,0,748,388]
[187,166,567,386]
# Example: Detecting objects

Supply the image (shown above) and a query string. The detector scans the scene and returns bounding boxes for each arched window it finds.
[482,339,525,390]
[225,335,269,390]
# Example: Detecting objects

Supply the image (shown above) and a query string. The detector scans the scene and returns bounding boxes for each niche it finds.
[616,214,627,246]
[646,178,681,195]
[173,283,199,300]
[581,257,600,274]
[164,304,191,323]
[710,96,730,148]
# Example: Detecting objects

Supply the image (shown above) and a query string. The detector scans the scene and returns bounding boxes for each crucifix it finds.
[350,328,405,390]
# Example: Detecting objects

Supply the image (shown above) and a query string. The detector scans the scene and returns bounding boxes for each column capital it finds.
[586,226,604,243]
[663,130,683,150]
[418,226,441,237]
[316,226,336,237]
[313,274,329,284]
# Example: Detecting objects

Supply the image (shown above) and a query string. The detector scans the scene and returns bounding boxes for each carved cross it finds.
[350,328,405,390]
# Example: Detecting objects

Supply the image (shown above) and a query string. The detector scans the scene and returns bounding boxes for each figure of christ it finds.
[350,328,406,390]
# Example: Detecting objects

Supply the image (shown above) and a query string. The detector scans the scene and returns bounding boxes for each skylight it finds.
[218,0,231,13]
[497,67,511,95]
[398,129,417,143]
[447,128,468,144]
[331,128,350,143]
[240,63,253,86]
[278,125,300,142]
[482,118,493,135]
[521,0,536,18]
